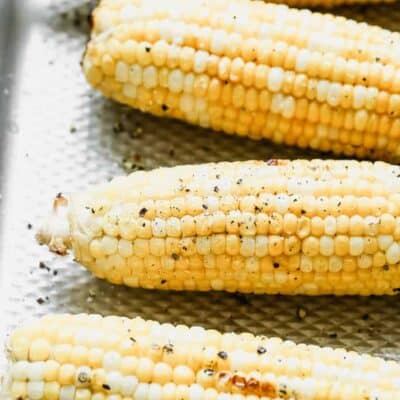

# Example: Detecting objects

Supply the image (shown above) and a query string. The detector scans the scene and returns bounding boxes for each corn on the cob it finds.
[37,159,400,296]
[4,313,400,400]
[83,0,400,162]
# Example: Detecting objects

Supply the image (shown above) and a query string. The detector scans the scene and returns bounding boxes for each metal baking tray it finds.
[1,0,400,378]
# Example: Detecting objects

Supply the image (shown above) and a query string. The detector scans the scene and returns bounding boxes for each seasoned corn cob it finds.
[38,160,400,296]
[83,0,400,161]
[4,313,400,400]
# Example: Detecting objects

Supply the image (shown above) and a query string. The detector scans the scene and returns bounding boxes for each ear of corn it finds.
[37,160,400,296]
[83,0,400,161]
[4,313,400,400]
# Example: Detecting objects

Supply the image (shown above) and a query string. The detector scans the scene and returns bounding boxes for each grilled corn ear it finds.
[84,0,400,161]
[5,314,400,400]
[37,160,400,296]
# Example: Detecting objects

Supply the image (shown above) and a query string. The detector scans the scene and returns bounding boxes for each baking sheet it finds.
[1,0,400,379]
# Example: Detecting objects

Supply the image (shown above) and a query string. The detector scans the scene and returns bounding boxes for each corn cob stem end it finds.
[36,194,71,255]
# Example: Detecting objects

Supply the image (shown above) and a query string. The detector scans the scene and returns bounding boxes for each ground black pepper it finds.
[139,208,148,217]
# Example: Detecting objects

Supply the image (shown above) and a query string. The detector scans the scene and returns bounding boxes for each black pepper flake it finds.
[213,186,219,193]
[273,262,280,269]
[39,262,50,272]
[202,204,208,210]
[102,384,111,390]
[217,351,228,360]
[53,269,58,276]
[112,121,124,133]
[171,253,180,260]
[236,178,243,185]
[279,387,287,396]
[161,279,167,284]
[328,332,338,339]
[161,104,169,111]
[56,192,63,199]
[145,46,151,52]
[375,57,381,62]
[361,313,369,321]
[257,346,267,354]
[27,223,33,230]
[129,337,136,343]
[204,368,215,376]
[139,208,148,217]
[216,174,220,179]
[70,125,77,133]
[36,297,45,305]
[163,343,174,353]
[301,209,306,214]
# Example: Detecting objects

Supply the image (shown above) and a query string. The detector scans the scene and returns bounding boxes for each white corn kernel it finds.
[103,352,121,371]
[60,385,76,400]
[121,376,139,396]
[386,243,400,264]
[268,68,284,92]
[115,62,129,83]
[27,382,44,400]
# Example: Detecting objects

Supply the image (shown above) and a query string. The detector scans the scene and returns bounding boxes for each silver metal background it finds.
[1,0,400,379]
